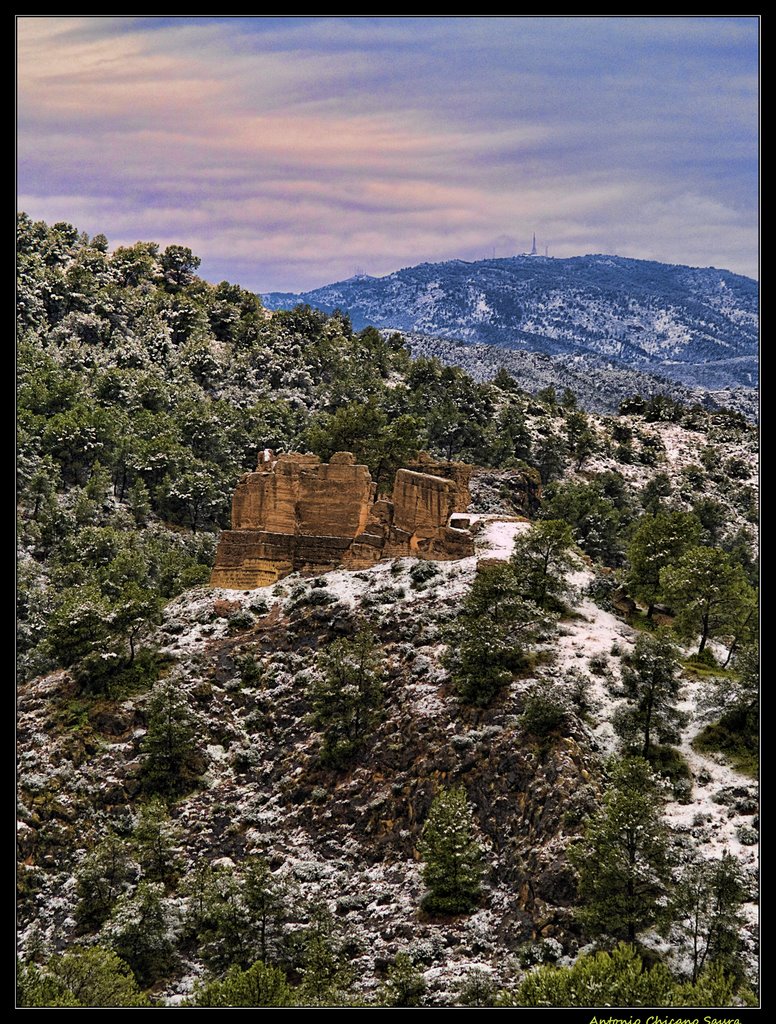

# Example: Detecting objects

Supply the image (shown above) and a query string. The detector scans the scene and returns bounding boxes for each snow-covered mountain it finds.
[263,255,758,392]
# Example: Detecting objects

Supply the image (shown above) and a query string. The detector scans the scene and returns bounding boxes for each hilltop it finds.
[263,254,758,394]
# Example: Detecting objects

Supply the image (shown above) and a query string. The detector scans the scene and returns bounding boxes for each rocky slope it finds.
[263,254,758,394]
[17,501,759,1003]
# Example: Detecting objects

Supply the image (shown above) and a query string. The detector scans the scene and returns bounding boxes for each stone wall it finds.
[210,451,474,588]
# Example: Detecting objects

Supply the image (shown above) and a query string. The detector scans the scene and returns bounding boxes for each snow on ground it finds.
[471,515,531,558]
[163,517,758,959]
[553,561,758,935]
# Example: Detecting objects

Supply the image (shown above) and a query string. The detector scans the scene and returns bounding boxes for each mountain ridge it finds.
[263,253,758,392]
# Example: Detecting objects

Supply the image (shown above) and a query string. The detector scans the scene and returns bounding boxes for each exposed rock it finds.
[211,452,475,588]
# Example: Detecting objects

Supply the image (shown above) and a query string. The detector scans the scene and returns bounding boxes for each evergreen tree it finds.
[307,625,384,767]
[17,947,149,1007]
[380,951,426,1007]
[295,905,356,1006]
[614,632,686,758]
[497,943,739,1008]
[568,757,672,943]
[444,562,552,706]
[419,786,483,915]
[660,546,757,656]
[132,799,181,886]
[140,679,204,797]
[103,881,175,986]
[676,852,748,984]
[511,519,574,609]
[74,833,137,931]
[190,961,296,1007]
[627,509,701,617]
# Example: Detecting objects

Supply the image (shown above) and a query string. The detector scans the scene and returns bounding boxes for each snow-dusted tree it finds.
[627,509,701,618]
[140,680,204,797]
[17,946,149,1007]
[74,833,137,931]
[308,625,384,768]
[132,799,181,887]
[568,757,672,943]
[614,632,686,758]
[419,786,483,915]
[511,519,574,609]
[103,881,175,986]
[190,859,288,971]
[676,851,748,984]
[444,562,552,706]
[380,951,427,1007]
[659,546,757,656]
[190,961,296,1007]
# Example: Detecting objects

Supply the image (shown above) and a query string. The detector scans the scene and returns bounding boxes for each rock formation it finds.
[210,451,474,589]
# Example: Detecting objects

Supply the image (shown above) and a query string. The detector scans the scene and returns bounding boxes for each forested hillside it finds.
[17,215,759,1008]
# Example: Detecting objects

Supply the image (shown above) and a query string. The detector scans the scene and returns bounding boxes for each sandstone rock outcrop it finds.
[210,451,474,589]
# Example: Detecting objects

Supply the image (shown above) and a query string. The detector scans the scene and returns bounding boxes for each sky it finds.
[17,16,759,292]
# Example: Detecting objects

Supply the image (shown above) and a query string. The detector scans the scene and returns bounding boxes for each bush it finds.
[497,943,740,1007]
[409,561,440,590]
[190,961,296,1007]
[519,689,569,737]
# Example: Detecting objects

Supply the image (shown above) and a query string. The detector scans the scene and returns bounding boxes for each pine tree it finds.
[308,625,384,768]
[140,679,204,797]
[614,632,686,758]
[676,852,748,983]
[660,546,757,656]
[419,786,483,915]
[190,961,296,1007]
[627,510,700,617]
[380,951,426,1007]
[443,562,552,706]
[568,757,672,943]
[511,519,574,609]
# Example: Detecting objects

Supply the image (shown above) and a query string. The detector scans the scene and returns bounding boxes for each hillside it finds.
[16,215,759,1008]
[401,332,759,420]
[263,254,758,393]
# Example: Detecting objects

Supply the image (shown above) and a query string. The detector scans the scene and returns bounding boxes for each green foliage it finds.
[103,880,175,986]
[419,786,483,915]
[308,625,384,768]
[74,833,137,932]
[613,632,685,758]
[693,642,758,775]
[140,680,205,797]
[540,473,635,566]
[304,398,422,492]
[518,686,571,738]
[444,562,553,706]
[497,943,739,1007]
[132,799,182,886]
[511,519,573,609]
[190,960,296,1007]
[626,509,701,616]
[568,757,672,943]
[676,852,748,984]
[659,546,757,655]
[187,857,289,971]
[293,905,357,1006]
[17,947,149,1007]
[380,951,427,1007]
[456,968,497,1006]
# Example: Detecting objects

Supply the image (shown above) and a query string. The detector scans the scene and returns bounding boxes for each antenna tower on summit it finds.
[531,232,537,256]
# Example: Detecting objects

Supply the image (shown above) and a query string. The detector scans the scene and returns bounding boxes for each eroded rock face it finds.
[210,452,474,588]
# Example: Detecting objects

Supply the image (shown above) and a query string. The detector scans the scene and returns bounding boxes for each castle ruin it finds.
[209,451,475,589]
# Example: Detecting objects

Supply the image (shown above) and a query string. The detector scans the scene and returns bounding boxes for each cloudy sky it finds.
[17,16,759,291]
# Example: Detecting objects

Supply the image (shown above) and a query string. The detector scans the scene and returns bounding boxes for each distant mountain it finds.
[263,254,758,391]
[399,332,759,420]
